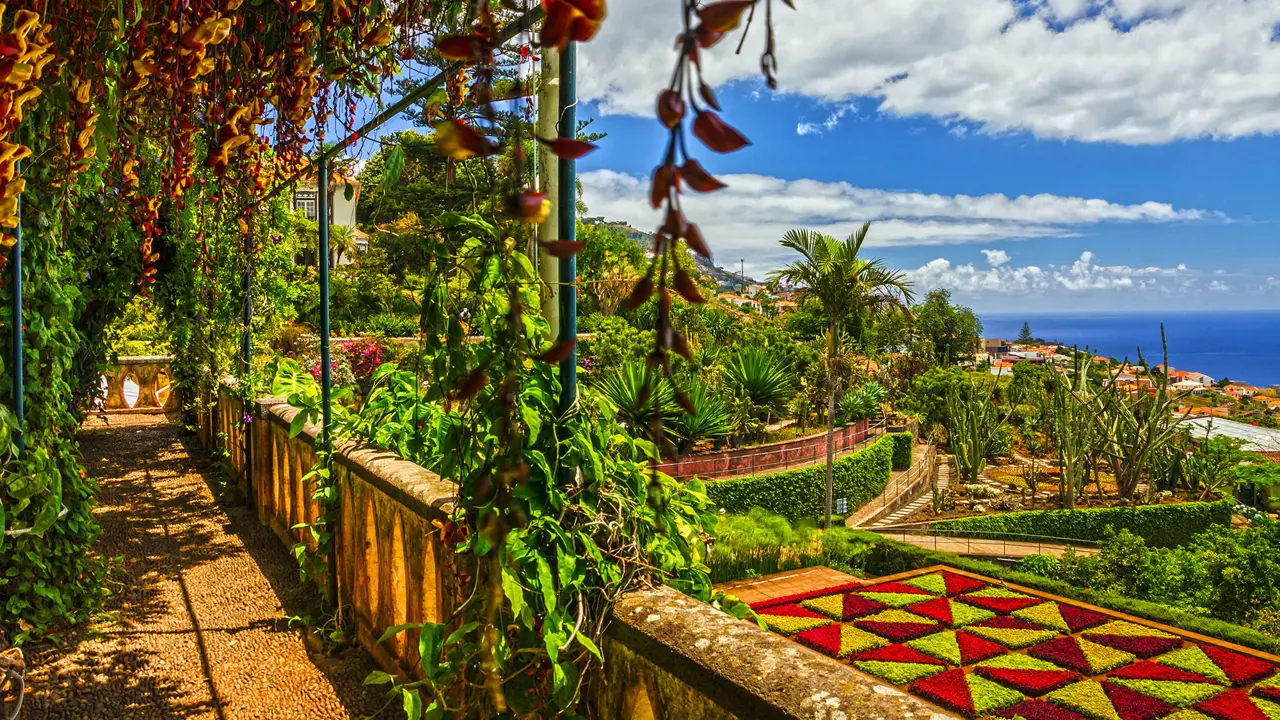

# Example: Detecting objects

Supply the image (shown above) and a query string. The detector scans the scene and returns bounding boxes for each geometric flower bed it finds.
[748,568,1280,719]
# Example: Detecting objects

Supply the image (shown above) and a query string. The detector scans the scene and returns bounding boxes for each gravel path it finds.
[22,413,396,720]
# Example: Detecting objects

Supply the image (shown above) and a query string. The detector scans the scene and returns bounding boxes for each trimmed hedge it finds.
[848,531,1280,654]
[705,434,895,521]
[889,432,913,471]
[929,499,1234,549]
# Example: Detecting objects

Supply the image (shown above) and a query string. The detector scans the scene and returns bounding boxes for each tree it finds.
[913,289,983,366]
[769,223,914,528]
[328,224,360,266]
[1017,321,1035,344]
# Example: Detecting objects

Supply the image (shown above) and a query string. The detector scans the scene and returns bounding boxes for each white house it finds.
[292,170,366,266]
[1172,380,1207,394]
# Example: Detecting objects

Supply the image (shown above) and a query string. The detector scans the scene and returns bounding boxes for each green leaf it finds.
[575,633,603,662]
[363,670,395,686]
[403,688,423,720]
[289,411,308,438]
[501,566,527,620]
[380,145,405,194]
[377,622,419,645]
[535,553,557,611]
[444,621,479,647]
[553,660,580,709]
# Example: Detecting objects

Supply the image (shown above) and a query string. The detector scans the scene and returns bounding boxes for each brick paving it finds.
[22,413,395,720]
[716,566,863,606]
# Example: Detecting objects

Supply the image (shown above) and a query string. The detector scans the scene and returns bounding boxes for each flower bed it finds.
[744,567,1280,719]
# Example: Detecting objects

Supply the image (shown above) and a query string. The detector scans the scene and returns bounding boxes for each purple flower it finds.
[242,413,253,424]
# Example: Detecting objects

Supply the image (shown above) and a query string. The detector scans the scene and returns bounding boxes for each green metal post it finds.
[318,156,336,609]
[9,167,20,457]
[242,225,253,509]
[557,41,577,485]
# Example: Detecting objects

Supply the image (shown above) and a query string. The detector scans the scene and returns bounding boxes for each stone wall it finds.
[100,355,179,413]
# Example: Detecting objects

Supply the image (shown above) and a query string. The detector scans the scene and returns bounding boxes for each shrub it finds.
[890,431,913,471]
[707,509,868,583]
[930,499,1233,548]
[705,434,895,521]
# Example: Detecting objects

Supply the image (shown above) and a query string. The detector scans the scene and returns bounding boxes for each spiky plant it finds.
[946,377,1017,485]
[1050,355,1095,510]
[593,361,678,441]
[673,378,733,447]
[725,346,796,416]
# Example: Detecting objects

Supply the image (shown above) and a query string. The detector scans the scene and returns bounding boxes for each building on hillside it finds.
[1006,350,1044,364]
[1225,384,1257,397]
[773,300,798,314]
[718,293,761,313]
[983,338,1011,360]
[1186,371,1216,386]
[1171,380,1208,394]
[292,168,363,266]
[989,360,1014,376]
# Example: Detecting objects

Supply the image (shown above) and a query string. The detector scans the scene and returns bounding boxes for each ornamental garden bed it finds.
[746,566,1280,720]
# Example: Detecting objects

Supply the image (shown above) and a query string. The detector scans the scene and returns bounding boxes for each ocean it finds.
[980,310,1280,389]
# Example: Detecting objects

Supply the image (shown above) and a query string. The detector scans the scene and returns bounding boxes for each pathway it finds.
[869,530,1098,559]
[858,454,952,528]
[23,413,395,720]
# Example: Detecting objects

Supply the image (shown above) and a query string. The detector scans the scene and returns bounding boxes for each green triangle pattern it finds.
[902,573,949,596]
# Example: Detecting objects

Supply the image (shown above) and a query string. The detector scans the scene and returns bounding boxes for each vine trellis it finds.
[0,0,792,716]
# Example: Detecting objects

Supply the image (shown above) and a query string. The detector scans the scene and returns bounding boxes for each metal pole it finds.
[556,40,577,486]
[537,47,561,338]
[9,169,20,457]
[318,155,337,609]
[242,224,253,509]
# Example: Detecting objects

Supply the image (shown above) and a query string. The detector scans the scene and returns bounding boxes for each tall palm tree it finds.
[328,224,360,265]
[769,223,914,528]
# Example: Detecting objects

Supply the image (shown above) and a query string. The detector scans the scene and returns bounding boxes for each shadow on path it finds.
[22,413,397,720]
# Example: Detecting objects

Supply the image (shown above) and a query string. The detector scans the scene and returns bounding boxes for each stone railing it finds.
[199,381,954,718]
[99,355,179,413]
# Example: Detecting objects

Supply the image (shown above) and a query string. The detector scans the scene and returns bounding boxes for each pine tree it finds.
[1017,321,1034,344]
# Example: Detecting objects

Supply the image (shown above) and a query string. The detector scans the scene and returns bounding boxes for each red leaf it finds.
[684,222,710,258]
[672,330,692,360]
[434,119,494,160]
[673,389,695,414]
[537,136,597,159]
[674,269,705,304]
[539,240,584,258]
[699,81,721,111]
[650,163,675,208]
[662,206,687,239]
[693,111,750,153]
[563,0,605,21]
[541,0,575,51]
[510,192,551,224]
[569,14,602,42]
[697,0,754,33]
[535,340,576,363]
[681,159,727,192]
[436,34,485,62]
[694,25,726,48]
[656,89,686,129]
[626,275,654,310]
[450,370,489,401]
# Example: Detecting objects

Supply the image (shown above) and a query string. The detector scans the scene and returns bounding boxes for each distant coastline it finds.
[980,310,1280,388]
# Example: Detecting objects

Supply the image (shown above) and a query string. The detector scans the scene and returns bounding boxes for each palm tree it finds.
[328,223,360,265]
[769,223,914,528]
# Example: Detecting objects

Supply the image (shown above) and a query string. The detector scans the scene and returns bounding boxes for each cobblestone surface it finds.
[23,413,396,720]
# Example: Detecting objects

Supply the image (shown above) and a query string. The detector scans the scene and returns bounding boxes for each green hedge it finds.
[930,499,1234,548]
[849,531,1280,654]
[889,432,913,471]
[705,434,894,521]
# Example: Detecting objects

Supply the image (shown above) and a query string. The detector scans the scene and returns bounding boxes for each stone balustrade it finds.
[99,355,179,413]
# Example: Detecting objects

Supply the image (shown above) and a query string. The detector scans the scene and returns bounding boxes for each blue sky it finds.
[561,0,1280,312]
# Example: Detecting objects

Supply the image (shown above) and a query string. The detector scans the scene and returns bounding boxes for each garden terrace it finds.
[740,565,1280,720]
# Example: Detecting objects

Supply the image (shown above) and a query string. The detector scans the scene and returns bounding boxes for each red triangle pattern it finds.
[841,593,888,620]
[1102,680,1175,720]
[977,667,1078,696]
[855,643,947,665]
[995,699,1089,720]
[956,631,1007,665]
[1110,660,1216,683]
[941,571,989,596]
[1083,633,1181,658]
[959,594,1044,614]
[1255,684,1280,703]
[795,624,843,657]
[1199,644,1277,687]
[1027,636,1092,674]
[1195,689,1272,720]
[909,669,976,716]
[856,621,943,642]
[1057,603,1110,633]
[909,597,956,625]
[759,603,827,619]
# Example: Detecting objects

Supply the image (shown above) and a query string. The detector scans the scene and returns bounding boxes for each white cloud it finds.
[1209,280,1232,292]
[579,0,1280,143]
[581,169,1212,277]
[982,249,1011,267]
[796,104,858,135]
[909,250,1193,295]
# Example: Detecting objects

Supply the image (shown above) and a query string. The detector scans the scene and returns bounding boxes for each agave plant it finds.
[592,361,678,439]
[672,378,733,448]
[725,346,796,416]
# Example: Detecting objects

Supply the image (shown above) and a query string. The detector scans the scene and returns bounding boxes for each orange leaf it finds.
[699,81,721,111]
[535,340,576,364]
[673,389,695,415]
[692,111,750,153]
[510,192,551,224]
[681,159,726,193]
[626,275,654,310]
[436,34,486,62]
[536,136,597,159]
[563,0,606,21]
[684,222,710,258]
[697,0,754,33]
[539,240,584,258]
[672,330,692,360]
[656,89,685,129]
[433,119,492,160]
[450,370,489,401]
[541,0,576,51]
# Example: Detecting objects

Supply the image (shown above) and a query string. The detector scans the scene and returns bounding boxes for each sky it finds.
[556,0,1280,313]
